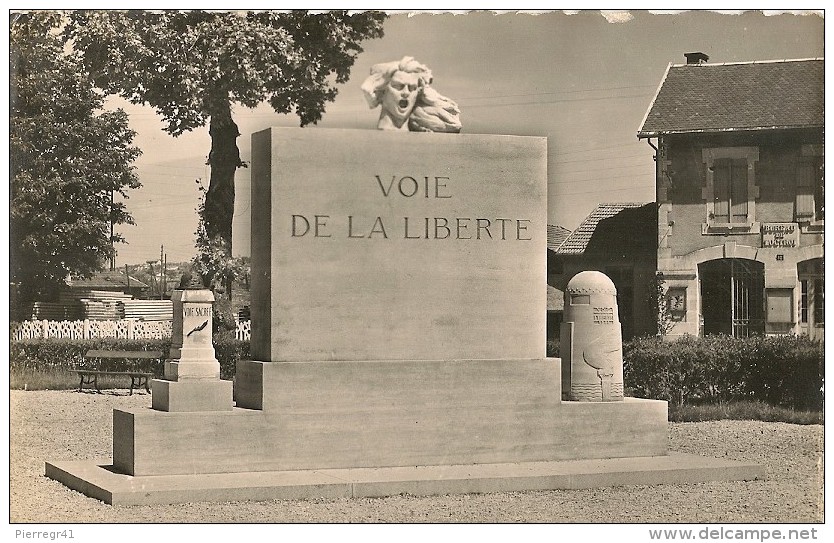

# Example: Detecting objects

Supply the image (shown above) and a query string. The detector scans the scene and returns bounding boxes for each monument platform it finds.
[44,127,764,505]
[46,452,764,506]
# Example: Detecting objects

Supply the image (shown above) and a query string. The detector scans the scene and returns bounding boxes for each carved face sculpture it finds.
[381,70,422,127]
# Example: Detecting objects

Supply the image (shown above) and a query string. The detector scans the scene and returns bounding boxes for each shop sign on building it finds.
[762,223,799,248]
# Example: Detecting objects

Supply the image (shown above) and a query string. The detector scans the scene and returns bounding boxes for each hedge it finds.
[10,334,250,382]
[623,334,824,411]
[11,333,824,412]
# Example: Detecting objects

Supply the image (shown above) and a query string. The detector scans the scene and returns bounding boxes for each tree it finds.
[10,12,141,303]
[647,272,675,336]
[191,180,247,294]
[65,10,387,273]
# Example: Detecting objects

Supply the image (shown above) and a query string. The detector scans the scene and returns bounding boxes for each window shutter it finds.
[730,159,748,222]
[797,159,815,220]
[713,160,730,222]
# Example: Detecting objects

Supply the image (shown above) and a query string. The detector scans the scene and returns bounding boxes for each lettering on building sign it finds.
[592,307,614,324]
[290,175,534,241]
[762,223,799,248]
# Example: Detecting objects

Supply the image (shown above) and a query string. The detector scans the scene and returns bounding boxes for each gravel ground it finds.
[9,389,824,524]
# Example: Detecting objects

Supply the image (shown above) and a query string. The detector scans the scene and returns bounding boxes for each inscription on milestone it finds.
[183,307,212,317]
[291,174,533,241]
[592,307,614,324]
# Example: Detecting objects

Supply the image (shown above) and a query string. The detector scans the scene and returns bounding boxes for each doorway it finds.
[798,258,824,340]
[699,259,764,337]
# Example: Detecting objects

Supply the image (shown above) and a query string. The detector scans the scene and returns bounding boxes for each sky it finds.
[103,9,825,265]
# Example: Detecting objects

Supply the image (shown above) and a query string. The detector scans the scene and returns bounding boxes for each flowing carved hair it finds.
[361,56,461,133]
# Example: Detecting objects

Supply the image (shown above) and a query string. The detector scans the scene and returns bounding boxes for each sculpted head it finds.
[361,56,461,133]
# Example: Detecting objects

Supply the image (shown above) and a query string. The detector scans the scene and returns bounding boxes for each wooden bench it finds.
[77,350,162,395]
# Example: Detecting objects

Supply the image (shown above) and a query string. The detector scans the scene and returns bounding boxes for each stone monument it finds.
[150,288,233,412]
[44,60,763,504]
[561,271,625,402]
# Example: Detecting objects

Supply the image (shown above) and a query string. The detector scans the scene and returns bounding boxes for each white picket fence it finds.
[10,319,252,341]
[235,319,251,341]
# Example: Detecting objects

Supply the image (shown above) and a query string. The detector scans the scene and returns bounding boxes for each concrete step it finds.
[45,452,764,506]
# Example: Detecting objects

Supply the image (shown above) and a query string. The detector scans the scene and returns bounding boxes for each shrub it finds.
[10,335,251,389]
[546,338,560,358]
[624,334,823,411]
[213,331,250,380]
[10,338,171,375]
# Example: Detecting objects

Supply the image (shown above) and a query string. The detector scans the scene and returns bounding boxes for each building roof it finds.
[556,203,653,256]
[638,58,823,137]
[66,270,149,290]
[546,224,572,252]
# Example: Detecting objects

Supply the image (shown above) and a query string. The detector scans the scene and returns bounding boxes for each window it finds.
[801,280,809,323]
[701,147,760,233]
[797,144,824,227]
[814,279,824,324]
[713,158,748,223]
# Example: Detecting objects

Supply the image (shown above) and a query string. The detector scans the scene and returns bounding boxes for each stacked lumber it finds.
[81,300,122,320]
[25,302,83,321]
[120,300,173,321]
[59,290,134,303]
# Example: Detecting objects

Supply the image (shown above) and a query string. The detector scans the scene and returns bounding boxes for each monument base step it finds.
[45,452,764,506]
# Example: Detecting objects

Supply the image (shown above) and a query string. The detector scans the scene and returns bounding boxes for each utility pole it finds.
[162,246,167,300]
[159,245,164,299]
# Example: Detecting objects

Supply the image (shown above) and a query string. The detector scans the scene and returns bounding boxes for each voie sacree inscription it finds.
[290,175,532,241]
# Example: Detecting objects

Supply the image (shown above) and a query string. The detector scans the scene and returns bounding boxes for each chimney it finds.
[684,52,709,65]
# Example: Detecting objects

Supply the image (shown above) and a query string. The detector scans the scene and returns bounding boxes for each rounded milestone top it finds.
[565,270,617,295]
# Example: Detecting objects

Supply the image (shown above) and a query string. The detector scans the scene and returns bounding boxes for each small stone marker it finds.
[560,271,625,402]
[151,289,232,411]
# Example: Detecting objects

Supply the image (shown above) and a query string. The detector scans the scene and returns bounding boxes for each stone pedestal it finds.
[150,289,232,412]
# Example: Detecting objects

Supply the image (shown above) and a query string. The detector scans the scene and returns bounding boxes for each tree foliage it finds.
[65,10,387,257]
[10,12,141,302]
[191,180,247,294]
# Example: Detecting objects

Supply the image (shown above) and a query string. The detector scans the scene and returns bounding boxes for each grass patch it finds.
[11,369,77,391]
[670,400,823,425]
[10,369,156,392]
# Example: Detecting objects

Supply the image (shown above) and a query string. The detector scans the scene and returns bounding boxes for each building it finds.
[66,269,149,298]
[549,203,658,339]
[545,225,572,341]
[638,55,824,339]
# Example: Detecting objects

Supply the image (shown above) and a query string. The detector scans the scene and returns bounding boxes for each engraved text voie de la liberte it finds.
[290,175,533,241]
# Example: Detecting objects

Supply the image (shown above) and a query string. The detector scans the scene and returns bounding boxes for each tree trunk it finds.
[206,99,243,299]
[206,99,241,256]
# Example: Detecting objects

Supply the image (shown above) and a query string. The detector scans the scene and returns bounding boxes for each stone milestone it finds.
[561,271,625,402]
[150,288,232,412]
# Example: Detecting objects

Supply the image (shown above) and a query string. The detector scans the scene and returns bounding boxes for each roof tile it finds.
[547,224,572,251]
[556,203,651,255]
[639,59,823,136]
